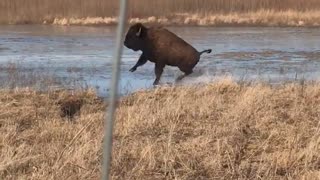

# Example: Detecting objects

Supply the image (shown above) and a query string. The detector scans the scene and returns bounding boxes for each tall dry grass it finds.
[2,79,320,179]
[1,0,320,26]
[51,10,320,27]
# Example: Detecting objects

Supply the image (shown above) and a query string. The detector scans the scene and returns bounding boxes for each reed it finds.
[1,0,320,26]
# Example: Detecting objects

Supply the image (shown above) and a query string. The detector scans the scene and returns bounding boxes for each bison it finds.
[124,23,212,85]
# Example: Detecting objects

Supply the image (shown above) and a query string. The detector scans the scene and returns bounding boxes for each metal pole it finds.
[101,0,128,179]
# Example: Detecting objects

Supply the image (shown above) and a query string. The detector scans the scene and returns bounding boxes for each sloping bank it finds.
[50,10,320,27]
[1,79,320,179]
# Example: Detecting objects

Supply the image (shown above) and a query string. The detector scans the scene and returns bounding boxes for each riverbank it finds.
[2,0,320,27]
[50,11,320,27]
[1,79,320,179]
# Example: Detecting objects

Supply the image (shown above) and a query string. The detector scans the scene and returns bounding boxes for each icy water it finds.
[0,25,319,97]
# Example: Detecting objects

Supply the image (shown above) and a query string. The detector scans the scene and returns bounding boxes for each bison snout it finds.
[124,42,133,50]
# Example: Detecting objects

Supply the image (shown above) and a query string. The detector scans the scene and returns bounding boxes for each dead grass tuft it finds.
[2,80,320,179]
[57,93,91,119]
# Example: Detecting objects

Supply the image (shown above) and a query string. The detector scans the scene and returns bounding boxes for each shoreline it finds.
[2,10,320,27]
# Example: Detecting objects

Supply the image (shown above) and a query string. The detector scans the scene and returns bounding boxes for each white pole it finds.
[101,0,128,179]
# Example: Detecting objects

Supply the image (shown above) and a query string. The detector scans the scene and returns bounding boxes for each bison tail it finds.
[199,49,212,55]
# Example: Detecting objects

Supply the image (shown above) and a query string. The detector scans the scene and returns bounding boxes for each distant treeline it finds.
[1,0,320,26]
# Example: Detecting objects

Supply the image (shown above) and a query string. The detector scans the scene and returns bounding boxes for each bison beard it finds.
[124,23,212,85]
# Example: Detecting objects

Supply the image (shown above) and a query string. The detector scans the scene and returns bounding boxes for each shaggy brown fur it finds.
[124,23,212,85]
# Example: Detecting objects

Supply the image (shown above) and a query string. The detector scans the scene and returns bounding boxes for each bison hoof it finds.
[129,67,137,72]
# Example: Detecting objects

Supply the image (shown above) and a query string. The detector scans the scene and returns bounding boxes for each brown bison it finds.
[124,23,212,85]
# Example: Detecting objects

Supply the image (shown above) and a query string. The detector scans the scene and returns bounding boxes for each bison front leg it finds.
[153,63,165,86]
[129,54,147,72]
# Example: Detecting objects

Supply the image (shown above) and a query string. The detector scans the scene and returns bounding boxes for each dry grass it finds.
[52,10,320,27]
[0,88,104,179]
[2,79,320,179]
[1,0,320,26]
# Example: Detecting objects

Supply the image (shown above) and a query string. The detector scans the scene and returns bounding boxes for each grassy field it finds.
[1,0,320,26]
[1,79,320,179]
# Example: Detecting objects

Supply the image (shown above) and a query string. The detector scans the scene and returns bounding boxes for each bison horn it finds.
[136,27,142,37]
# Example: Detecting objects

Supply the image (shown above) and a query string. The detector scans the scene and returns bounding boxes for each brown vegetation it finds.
[1,0,320,26]
[58,95,85,119]
[2,79,320,179]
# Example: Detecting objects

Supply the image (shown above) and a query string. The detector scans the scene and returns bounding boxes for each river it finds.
[0,25,319,97]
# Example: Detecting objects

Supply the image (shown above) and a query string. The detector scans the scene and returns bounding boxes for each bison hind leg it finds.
[175,67,193,82]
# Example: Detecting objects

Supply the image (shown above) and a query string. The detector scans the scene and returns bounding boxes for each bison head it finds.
[124,23,147,51]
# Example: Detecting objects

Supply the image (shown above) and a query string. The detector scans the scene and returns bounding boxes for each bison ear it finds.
[135,27,142,37]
